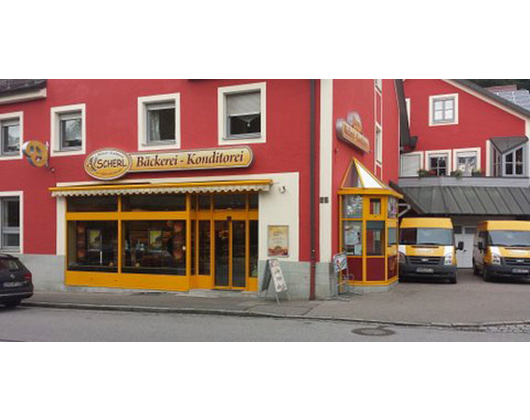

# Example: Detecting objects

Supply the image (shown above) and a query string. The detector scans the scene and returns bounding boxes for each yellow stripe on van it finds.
[400,218,453,229]
[479,221,530,231]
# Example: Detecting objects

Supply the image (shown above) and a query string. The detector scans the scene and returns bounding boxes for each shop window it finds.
[122,194,186,212]
[232,220,246,288]
[198,221,211,275]
[67,196,118,212]
[214,194,247,210]
[123,220,186,275]
[388,227,397,246]
[370,199,381,215]
[0,117,21,157]
[67,221,118,272]
[249,220,259,278]
[388,197,398,218]
[198,195,212,211]
[0,197,20,251]
[191,220,196,276]
[342,195,363,219]
[367,221,385,256]
[343,221,362,256]
[249,193,259,210]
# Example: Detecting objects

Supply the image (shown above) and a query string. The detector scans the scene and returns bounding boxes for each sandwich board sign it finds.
[333,252,350,294]
[260,259,289,304]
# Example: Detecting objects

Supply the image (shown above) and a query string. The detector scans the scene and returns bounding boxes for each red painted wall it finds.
[0,79,314,257]
[0,79,403,263]
[404,79,526,170]
[330,79,401,256]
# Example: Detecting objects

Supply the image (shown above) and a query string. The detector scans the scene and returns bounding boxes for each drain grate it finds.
[352,326,396,337]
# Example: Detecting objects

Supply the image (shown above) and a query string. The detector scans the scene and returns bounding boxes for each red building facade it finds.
[0,79,406,297]
[400,79,530,269]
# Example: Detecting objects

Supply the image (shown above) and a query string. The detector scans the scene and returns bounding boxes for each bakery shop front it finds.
[50,147,271,292]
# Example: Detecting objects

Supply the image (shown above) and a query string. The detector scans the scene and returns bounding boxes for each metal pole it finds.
[309,79,317,301]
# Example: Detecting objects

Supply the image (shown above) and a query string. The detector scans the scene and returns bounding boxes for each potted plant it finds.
[450,169,463,179]
[417,169,431,177]
[472,168,484,177]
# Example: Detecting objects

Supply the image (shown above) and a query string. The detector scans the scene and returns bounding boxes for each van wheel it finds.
[473,261,480,276]
[449,275,457,284]
[3,300,21,308]
[483,267,493,282]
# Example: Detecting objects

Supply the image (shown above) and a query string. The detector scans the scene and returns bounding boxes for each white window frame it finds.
[453,147,481,175]
[426,149,452,175]
[218,82,266,145]
[50,104,86,157]
[502,144,526,177]
[0,111,23,161]
[429,93,459,126]
[405,98,411,125]
[400,151,423,177]
[0,191,23,254]
[375,79,383,92]
[137,93,181,151]
[375,123,383,164]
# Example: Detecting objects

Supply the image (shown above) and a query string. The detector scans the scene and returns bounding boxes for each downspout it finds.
[309,79,317,301]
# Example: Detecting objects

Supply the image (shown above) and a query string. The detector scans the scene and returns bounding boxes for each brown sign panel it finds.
[335,112,370,153]
[85,146,253,181]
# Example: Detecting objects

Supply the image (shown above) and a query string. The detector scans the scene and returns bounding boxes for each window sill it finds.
[429,120,458,127]
[219,135,266,146]
[51,148,85,157]
[138,141,180,152]
[0,153,22,161]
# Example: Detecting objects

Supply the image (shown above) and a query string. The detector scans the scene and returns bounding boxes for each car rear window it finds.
[0,259,23,271]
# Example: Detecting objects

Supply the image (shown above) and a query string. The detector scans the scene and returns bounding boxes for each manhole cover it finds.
[352,326,395,337]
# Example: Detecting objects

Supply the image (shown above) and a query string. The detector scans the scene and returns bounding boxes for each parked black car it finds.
[0,254,33,308]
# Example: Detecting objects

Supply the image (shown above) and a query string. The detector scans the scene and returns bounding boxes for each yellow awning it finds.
[50,180,273,197]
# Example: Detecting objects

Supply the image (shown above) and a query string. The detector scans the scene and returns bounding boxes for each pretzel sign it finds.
[22,141,49,168]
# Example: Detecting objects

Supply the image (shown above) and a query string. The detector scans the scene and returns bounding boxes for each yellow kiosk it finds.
[339,159,402,290]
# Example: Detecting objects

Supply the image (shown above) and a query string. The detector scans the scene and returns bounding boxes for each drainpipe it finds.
[309,79,317,301]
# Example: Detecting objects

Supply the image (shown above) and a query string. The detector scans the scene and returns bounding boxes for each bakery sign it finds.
[335,112,370,153]
[84,146,253,181]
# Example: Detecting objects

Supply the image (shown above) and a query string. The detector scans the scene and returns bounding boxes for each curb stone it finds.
[21,300,530,330]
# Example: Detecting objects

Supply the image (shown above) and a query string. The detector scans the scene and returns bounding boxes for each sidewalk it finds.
[21,270,530,327]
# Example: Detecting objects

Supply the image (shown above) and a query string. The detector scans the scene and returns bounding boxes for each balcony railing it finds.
[398,175,530,188]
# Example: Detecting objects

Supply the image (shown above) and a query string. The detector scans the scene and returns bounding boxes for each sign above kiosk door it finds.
[84,146,254,181]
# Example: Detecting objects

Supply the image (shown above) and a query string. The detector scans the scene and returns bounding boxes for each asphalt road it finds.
[1,306,530,341]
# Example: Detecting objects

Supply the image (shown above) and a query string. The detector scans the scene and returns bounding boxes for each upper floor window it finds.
[375,124,383,164]
[218,82,266,145]
[505,146,525,176]
[0,112,23,160]
[427,151,450,176]
[51,104,86,157]
[455,149,479,176]
[138,93,181,151]
[430,94,458,126]
[59,112,82,150]
[492,142,526,177]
